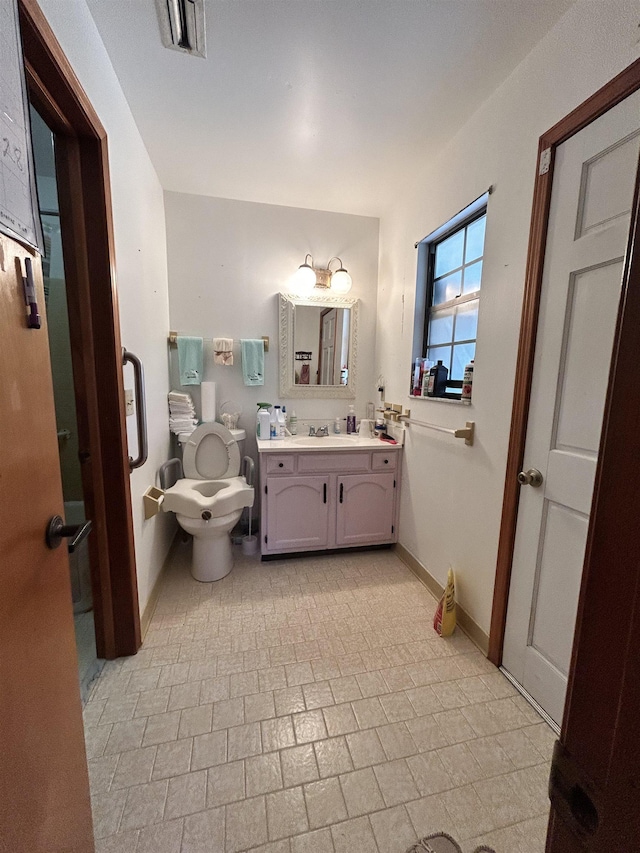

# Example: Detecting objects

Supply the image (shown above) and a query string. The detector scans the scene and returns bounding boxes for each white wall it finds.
[164,192,380,466]
[38,0,175,615]
[376,0,640,634]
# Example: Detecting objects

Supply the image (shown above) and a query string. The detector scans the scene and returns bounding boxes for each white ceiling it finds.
[87,0,575,217]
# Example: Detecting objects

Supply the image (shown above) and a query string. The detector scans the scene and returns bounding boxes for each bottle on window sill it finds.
[461,359,474,403]
[426,360,448,397]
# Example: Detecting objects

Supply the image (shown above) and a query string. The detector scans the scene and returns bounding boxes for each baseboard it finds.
[140,534,178,640]
[394,543,490,656]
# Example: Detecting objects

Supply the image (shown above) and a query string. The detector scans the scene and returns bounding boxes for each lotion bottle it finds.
[346,405,356,434]
[461,359,474,403]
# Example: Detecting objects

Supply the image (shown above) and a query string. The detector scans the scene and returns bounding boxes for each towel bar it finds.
[168,332,269,352]
[399,415,475,447]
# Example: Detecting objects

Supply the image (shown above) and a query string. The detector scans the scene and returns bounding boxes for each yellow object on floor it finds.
[434,567,456,637]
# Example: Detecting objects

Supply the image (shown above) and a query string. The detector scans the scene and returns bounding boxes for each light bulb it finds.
[293,263,317,296]
[331,267,352,294]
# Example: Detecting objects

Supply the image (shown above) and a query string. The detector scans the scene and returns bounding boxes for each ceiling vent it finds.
[155,0,206,58]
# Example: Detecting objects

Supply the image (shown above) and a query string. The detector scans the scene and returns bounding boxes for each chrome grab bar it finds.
[122,348,148,470]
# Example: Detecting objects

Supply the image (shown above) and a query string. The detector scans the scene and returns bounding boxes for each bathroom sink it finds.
[289,435,378,450]
[257,430,404,451]
[292,436,361,447]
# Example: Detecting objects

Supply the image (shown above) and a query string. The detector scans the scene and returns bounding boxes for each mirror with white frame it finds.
[279,292,359,399]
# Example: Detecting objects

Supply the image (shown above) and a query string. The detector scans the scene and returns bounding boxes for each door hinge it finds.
[392,525,394,534]
[264,534,268,544]
[265,484,268,494]
[539,147,551,175]
[393,479,396,488]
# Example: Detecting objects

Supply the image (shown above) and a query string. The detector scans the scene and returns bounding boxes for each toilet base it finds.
[191,528,234,582]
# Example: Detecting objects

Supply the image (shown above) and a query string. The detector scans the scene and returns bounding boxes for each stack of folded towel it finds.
[168,391,197,435]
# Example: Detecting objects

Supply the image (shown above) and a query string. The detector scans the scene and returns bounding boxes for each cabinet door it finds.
[336,472,396,546]
[266,476,330,552]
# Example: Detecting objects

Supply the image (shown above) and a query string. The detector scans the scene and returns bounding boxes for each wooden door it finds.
[0,235,94,850]
[502,91,640,725]
[318,308,337,385]
[265,476,330,551]
[336,472,396,546]
[546,105,640,853]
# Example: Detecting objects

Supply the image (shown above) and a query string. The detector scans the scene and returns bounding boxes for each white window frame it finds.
[412,191,489,400]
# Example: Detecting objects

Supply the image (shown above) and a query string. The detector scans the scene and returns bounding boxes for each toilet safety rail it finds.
[398,414,475,447]
[158,457,254,491]
[159,458,183,490]
[123,348,149,470]
[242,456,255,487]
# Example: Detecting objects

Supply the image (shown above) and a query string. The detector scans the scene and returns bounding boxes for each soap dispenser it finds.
[346,405,356,434]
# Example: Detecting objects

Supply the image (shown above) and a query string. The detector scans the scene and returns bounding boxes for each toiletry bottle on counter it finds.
[274,405,285,439]
[289,410,298,434]
[257,402,271,439]
[334,417,341,434]
[270,406,278,438]
[426,360,448,397]
[374,411,385,438]
[346,405,356,434]
[258,409,271,439]
[461,359,474,403]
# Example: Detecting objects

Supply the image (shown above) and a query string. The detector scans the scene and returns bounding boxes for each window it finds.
[413,194,488,399]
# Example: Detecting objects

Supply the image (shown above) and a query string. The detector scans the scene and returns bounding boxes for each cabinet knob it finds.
[278,462,284,468]
[384,459,389,464]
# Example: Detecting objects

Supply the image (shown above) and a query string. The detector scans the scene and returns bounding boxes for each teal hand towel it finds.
[177,336,203,385]
[241,339,265,386]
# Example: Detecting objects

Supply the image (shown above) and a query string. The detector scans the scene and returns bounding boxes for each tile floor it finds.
[85,544,555,853]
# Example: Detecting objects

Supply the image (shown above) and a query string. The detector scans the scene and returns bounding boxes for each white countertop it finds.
[257,430,404,453]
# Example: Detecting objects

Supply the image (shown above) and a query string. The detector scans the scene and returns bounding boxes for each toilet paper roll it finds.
[201,381,216,422]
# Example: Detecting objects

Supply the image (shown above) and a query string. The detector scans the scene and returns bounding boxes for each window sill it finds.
[407,395,472,406]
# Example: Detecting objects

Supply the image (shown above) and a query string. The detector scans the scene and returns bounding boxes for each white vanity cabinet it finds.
[259,447,401,556]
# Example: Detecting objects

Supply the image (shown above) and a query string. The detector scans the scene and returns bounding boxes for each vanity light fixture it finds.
[292,255,353,296]
[155,0,206,58]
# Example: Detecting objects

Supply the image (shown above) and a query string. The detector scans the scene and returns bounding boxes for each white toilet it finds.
[163,423,254,582]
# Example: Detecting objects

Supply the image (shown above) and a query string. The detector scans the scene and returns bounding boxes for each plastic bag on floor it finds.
[433,567,456,637]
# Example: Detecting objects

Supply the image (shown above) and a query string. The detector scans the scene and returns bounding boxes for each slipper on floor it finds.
[406,833,496,853]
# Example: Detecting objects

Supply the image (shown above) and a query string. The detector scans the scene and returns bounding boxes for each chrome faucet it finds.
[308,424,329,437]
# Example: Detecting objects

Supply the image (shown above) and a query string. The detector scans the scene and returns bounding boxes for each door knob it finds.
[45,516,92,552]
[517,468,544,487]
